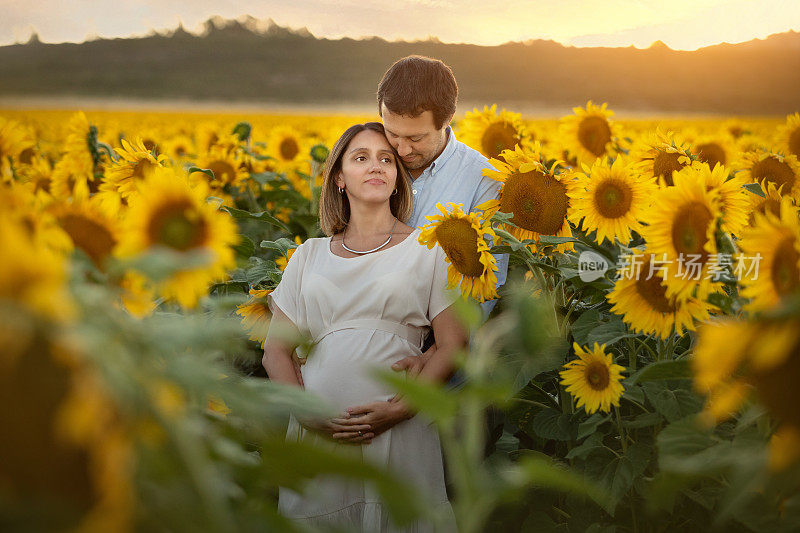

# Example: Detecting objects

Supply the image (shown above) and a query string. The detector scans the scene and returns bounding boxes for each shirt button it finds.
[412,189,418,195]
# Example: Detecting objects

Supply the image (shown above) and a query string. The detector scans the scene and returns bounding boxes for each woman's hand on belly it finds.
[299,415,375,445]
[344,400,414,438]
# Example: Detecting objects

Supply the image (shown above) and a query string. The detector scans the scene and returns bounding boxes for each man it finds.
[340,56,509,436]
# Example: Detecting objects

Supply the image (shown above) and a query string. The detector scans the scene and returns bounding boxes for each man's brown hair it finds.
[377,55,458,130]
[318,122,413,236]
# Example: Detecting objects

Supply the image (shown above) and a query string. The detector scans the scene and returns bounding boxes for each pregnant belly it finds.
[300,329,420,412]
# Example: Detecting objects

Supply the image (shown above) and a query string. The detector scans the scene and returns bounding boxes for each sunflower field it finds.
[1,104,800,532]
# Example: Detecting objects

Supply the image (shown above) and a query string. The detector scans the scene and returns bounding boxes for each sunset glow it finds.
[3,0,799,50]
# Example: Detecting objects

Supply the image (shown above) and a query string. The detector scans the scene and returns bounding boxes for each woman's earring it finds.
[391,188,398,196]
[338,186,345,194]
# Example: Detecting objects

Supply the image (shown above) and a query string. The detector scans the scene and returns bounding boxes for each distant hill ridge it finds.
[1,16,798,114]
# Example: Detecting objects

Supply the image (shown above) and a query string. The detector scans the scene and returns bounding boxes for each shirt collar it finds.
[427,126,457,176]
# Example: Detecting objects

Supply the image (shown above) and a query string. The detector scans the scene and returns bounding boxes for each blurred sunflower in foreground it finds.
[560,343,625,414]
[419,202,499,303]
[117,166,239,309]
[458,104,532,160]
[0,308,134,532]
[568,157,655,245]
[693,316,800,471]
[480,143,577,253]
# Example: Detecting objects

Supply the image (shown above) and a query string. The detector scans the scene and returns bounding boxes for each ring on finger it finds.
[358,430,363,436]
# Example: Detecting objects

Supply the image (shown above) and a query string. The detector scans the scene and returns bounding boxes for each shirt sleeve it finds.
[428,243,460,322]
[267,241,307,328]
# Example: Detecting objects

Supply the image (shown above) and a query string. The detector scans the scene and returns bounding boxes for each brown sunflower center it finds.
[696,142,726,168]
[208,160,236,184]
[58,214,117,268]
[143,139,158,155]
[750,198,781,225]
[593,179,632,219]
[752,156,796,192]
[18,147,34,165]
[132,158,155,180]
[671,201,713,260]
[500,170,568,235]
[770,237,800,297]
[435,218,484,277]
[789,128,800,158]
[147,200,208,251]
[584,360,611,391]
[578,116,612,157]
[635,266,677,314]
[653,151,686,186]
[728,125,744,138]
[279,137,300,161]
[481,122,519,159]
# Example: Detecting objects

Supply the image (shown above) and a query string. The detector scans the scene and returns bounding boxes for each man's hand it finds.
[390,343,436,378]
[344,401,414,438]
[299,415,374,445]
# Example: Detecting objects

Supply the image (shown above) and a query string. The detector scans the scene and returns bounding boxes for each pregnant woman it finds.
[263,122,466,531]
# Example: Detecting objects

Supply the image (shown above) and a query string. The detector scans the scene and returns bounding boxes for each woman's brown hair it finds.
[319,122,413,236]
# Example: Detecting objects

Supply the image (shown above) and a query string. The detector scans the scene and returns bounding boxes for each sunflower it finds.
[50,112,101,201]
[607,249,711,339]
[192,143,250,191]
[0,310,133,532]
[236,288,273,347]
[568,157,655,245]
[276,236,303,271]
[734,148,800,200]
[49,199,120,269]
[691,133,737,170]
[630,130,697,187]
[103,137,169,199]
[641,166,724,301]
[118,270,157,318]
[162,133,196,161]
[480,143,577,253]
[560,343,625,414]
[777,112,800,159]
[737,196,800,312]
[747,181,787,226]
[419,202,499,302]
[16,154,54,200]
[458,104,532,160]
[693,316,800,470]
[558,101,619,164]
[697,162,751,236]
[266,126,311,175]
[117,166,239,309]
[0,217,73,321]
[0,116,35,182]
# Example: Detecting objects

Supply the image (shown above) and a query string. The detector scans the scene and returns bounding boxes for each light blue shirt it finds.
[407,127,509,318]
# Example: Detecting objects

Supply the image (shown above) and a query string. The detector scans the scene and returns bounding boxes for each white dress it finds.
[268,228,458,532]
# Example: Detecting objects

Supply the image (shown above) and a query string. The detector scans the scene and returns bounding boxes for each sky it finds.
[2,0,800,50]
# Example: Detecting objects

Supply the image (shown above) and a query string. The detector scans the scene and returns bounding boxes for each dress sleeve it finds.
[267,241,307,327]
[427,243,460,322]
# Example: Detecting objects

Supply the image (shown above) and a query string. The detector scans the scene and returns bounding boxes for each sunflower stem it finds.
[614,406,628,454]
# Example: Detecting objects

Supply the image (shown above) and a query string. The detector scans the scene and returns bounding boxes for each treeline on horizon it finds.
[1,17,799,114]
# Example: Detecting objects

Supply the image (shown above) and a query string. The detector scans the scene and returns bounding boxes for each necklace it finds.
[341,217,399,255]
